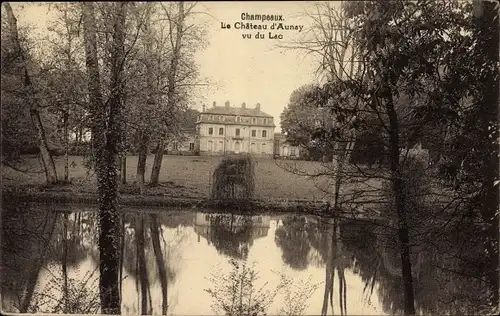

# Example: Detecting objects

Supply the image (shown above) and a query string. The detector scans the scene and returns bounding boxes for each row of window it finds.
[207,127,268,138]
[206,140,269,153]
[202,115,270,125]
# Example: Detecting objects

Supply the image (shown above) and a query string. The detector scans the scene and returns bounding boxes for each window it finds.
[208,127,213,135]
[208,140,213,151]
[290,147,297,156]
[209,115,213,120]
[236,116,241,123]
[262,130,267,138]
[236,128,240,136]
[252,118,256,124]
[219,115,224,121]
[205,214,210,221]
[173,142,178,150]
[251,130,256,137]
[189,143,194,151]
[219,127,224,135]
[250,143,256,152]
[219,141,223,151]
[261,143,266,153]
[263,118,267,124]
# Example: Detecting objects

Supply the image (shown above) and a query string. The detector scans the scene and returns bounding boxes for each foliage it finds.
[211,154,256,201]
[27,263,100,314]
[0,8,42,161]
[280,84,325,147]
[205,259,286,316]
[275,274,322,316]
[279,0,499,313]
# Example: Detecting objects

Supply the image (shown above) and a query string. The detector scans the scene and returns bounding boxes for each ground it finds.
[2,155,336,200]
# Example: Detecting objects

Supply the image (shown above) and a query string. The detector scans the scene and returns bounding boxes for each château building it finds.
[195,101,276,157]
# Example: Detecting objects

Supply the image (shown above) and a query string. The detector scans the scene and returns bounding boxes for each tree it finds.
[121,2,204,189]
[281,1,486,315]
[280,84,333,161]
[43,3,89,181]
[3,3,58,184]
[280,84,322,147]
[205,259,286,316]
[81,2,127,313]
[149,2,186,186]
[471,1,499,307]
[432,0,499,308]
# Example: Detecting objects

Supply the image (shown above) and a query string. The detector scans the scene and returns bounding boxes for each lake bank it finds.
[1,183,385,223]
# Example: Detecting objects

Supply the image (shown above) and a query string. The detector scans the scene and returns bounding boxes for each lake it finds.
[0,202,492,315]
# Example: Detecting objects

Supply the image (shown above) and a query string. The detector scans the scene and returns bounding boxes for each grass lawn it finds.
[2,155,335,200]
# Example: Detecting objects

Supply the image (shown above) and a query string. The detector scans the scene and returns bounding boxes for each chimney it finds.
[256,103,261,111]
[225,100,230,108]
[201,103,206,112]
[212,101,216,108]
[242,102,246,109]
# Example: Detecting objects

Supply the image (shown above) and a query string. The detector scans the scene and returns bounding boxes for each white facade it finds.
[196,101,276,157]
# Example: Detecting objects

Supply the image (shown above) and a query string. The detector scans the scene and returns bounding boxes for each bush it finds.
[211,154,255,201]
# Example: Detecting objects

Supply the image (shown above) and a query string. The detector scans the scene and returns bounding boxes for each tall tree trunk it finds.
[385,92,415,316]
[474,0,499,308]
[4,4,58,184]
[64,109,69,182]
[150,2,185,186]
[82,2,126,314]
[136,132,149,192]
[150,214,169,315]
[121,155,127,184]
[332,139,354,212]
[136,131,149,190]
[150,139,164,185]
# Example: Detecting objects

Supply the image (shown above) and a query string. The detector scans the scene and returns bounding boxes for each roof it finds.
[202,106,273,118]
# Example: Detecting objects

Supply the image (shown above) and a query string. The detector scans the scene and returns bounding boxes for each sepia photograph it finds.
[1,1,499,315]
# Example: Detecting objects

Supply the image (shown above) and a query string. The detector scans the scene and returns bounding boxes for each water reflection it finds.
[194,213,270,260]
[0,202,493,315]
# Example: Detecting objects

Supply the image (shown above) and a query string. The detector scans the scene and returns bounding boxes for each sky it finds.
[8,1,333,131]
[191,1,326,131]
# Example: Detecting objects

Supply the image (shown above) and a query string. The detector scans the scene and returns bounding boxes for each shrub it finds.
[211,154,255,201]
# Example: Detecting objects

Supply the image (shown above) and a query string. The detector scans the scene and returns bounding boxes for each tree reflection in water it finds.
[121,212,190,315]
[1,199,101,313]
[275,216,311,270]
[1,202,495,315]
[274,215,348,315]
[274,211,494,315]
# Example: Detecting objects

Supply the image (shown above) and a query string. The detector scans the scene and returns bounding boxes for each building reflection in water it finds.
[193,212,270,259]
